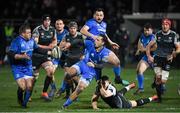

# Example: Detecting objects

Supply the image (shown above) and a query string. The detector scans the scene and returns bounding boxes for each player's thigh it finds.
[137,60,149,74]
[76,79,88,91]
[42,61,54,75]
[67,66,78,76]
[16,78,26,90]
[107,52,120,66]
[25,77,34,90]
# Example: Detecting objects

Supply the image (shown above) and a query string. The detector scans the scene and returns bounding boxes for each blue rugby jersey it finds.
[9,35,38,66]
[85,18,107,40]
[56,29,68,44]
[140,34,155,48]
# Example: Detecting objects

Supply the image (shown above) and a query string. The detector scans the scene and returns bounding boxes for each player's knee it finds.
[155,76,161,84]
[113,59,120,66]
[46,68,54,76]
[19,85,26,91]
[137,69,143,75]
[26,84,33,91]
[67,68,77,76]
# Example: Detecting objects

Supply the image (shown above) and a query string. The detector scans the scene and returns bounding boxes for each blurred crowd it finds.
[0,0,180,67]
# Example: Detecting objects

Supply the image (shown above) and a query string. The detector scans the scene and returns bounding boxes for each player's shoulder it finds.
[11,36,22,44]
[33,25,41,32]
[169,30,177,35]
[49,25,55,30]
[149,34,156,38]
[63,29,69,34]
[155,30,162,36]
[87,18,95,22]
[101,20,107,25]
[86,18,97,24]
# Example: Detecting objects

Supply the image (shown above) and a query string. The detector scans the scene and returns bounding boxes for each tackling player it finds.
[80,8,129,85]
[91,75,158,109]
[62,34,130,109]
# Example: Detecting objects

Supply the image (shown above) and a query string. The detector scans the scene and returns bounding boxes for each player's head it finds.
[68,21,78,36]
[93,8,104,23]
[100,75,110,88]
[162,18,171,33]
[55,19,65,32]
[19,24,31,40]
[95,34,108,48]
[42,14,51,28]
[143,23,153,36]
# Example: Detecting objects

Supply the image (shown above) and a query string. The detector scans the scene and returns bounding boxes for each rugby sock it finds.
[50,82,56,90]
[156,84,162,102]
[136,98,150,106]
[63,98,73,107]
[137,74,144,90]
[17,87,24,104]
[118,88,127,96]
[43,76,52,92]
[113,66,121,77]
[60,80,67,92]
[23,90,31,107]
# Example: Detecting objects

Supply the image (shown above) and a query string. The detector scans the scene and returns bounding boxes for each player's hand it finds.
[93,107,100,110]
[87,62,95,67]
[64,42,71,50]
[135,50,140,56]
[167,54,173,62]
[148,56,154,63]
[16,53,30,60]
[91,35,98,40]
[48,44,56,49]
[111,42,119,49]
[172,51,177,58]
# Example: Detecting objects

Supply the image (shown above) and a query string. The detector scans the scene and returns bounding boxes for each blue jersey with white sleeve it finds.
[85,18,107,41]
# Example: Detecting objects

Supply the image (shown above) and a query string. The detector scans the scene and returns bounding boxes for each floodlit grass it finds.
[0,65,180,112]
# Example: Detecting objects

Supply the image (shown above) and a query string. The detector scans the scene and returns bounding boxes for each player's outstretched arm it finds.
[91,94,100,110]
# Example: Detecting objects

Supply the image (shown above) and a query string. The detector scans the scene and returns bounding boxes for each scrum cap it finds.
[162,18,171,26]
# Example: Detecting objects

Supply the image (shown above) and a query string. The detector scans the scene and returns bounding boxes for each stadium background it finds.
[0,0,180,68]
[0,0,180,112]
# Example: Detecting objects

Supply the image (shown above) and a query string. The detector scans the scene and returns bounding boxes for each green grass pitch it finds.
[0,65,180,112]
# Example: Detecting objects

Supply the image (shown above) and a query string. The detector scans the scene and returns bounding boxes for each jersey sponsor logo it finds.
[169,37,172,40]
[51,32,53,35]
[67,38,70,42]
[41,32,44,36]
[16,74,20,78]
[91,53,94,57]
